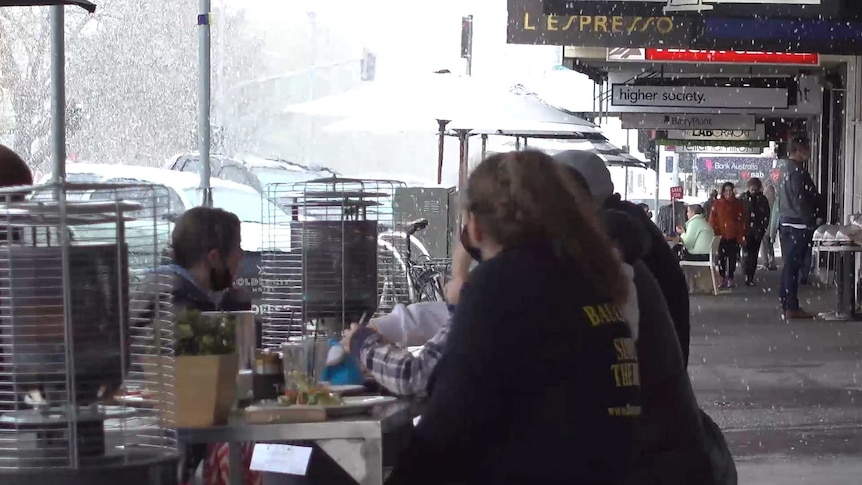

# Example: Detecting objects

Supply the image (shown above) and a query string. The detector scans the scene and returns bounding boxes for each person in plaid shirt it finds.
[344,241,472,396]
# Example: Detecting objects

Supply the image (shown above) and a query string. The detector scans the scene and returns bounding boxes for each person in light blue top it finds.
[676,204,714,261]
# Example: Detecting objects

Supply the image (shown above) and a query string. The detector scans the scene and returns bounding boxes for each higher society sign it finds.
[611,84,789,109]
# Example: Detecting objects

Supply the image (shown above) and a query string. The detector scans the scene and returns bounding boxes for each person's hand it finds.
[452,239,472,281]
[445,276,465,305]
[675,225,685,234]
[341,323,362,354]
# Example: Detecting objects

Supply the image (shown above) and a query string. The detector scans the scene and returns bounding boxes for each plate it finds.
[325,395,398,418]
[326,384,367,395]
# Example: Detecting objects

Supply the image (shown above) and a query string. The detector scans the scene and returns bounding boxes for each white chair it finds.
[680,235,722,295]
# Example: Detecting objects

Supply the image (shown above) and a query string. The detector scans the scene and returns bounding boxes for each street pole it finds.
[461,15,473,76]
[198,0,213,207]
[308,11,317,164]
[49,5,66,182]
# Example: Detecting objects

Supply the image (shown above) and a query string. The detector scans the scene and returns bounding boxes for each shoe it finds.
[767,265,778,271]
[727,278,736,289]
[745,278,756,287]
[784,309,815,320]
[719,276,728,288]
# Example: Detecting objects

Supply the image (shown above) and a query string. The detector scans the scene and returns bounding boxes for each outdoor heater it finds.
[261,177,408,346]
[0,182,178,485]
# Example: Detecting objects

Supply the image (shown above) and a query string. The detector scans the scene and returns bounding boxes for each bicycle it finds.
[375,219,450,310]
[402,218,449,303]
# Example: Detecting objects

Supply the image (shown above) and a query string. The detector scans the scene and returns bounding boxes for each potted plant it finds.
[170,310,238,428]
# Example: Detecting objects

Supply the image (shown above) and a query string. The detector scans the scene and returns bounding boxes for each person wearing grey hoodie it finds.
[562,154,736,485]
[553,150,692,367]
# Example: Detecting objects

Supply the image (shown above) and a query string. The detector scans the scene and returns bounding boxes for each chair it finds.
[680,235,721,295]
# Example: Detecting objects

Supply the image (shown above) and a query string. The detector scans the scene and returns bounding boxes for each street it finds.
[690,271,862,484]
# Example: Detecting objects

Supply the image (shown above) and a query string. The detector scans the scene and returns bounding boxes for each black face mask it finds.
[209,257,234,292]
[460,225,483,262]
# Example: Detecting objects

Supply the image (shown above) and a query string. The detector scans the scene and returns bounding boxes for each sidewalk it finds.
[689,268,862,484]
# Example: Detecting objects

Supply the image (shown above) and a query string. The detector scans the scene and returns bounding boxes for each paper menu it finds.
[250,443,313,476]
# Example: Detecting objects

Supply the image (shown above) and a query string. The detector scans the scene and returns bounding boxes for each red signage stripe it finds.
[645,49,819,65]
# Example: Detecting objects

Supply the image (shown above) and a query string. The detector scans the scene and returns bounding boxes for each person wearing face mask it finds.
[132,206,251,485]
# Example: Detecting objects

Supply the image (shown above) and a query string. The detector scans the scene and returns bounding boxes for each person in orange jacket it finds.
[709,182,748,288]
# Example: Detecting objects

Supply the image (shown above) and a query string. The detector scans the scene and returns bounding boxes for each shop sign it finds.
[645,49,820,65]
[508,0,693,47]
[610,84,789,110]
[668,124,766,142]
[544,0,831,19]
[675,145,764,154]
[696,156,776,183]
[620,113,755,130]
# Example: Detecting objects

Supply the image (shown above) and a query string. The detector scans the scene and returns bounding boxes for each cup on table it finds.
[281,338,330,391]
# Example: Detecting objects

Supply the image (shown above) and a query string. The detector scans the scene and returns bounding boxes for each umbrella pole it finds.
[49,5,66,182]
[515,136,521,151]
[480,134,487,159]
[436,119,449,184]
[457,130,470,189]
[198,0,213,207]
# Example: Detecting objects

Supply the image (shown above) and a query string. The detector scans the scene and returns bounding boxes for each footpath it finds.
[690,269,862,484]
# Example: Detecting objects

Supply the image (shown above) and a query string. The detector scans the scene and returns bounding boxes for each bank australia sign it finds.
[507,0,693,47]
[611,84,789,110]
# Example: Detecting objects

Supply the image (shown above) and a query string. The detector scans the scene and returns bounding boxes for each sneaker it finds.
[727,278,737,289]
[767,265,778,271]
[745,278,756,287]
[784,309,815,320]
[719,276,728,288]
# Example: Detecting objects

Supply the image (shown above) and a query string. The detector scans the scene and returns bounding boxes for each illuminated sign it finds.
[611,85,789,109]
[675,145,764,154]
[645,49,819,65]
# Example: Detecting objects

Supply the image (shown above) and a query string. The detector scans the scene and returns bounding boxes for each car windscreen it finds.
[185,187,289,223]
[252,168,326,190]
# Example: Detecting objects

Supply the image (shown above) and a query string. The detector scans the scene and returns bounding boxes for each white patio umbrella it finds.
[489,137,647,168]
[288,73,596,185]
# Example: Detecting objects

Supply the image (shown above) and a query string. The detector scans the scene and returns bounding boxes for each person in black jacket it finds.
[739,177,771,286]
[386,151,641,485]
[554,150,692,367]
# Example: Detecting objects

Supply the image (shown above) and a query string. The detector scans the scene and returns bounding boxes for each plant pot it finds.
[174,354,238,428]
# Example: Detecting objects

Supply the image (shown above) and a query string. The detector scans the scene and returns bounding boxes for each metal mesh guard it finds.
[0,182,177,472]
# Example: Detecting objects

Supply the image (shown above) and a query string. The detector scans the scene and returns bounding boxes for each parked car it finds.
[165,153,337,195]
[36,163,294,254]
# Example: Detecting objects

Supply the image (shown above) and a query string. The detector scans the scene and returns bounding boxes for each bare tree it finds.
[0,1,263,173]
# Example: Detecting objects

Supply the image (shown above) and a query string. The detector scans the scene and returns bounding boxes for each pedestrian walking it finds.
[739,178,771,286]
[703,188,719,221]
[709,182,747,289]
[778,135,820,320]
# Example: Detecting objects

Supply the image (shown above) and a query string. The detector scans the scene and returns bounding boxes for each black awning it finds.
[0,0,95,12]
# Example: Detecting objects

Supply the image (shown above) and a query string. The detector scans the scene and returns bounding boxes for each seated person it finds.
[343,241,472,397]
[675,204,714,262]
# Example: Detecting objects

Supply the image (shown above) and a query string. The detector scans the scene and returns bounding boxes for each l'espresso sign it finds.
[611,84,789,110]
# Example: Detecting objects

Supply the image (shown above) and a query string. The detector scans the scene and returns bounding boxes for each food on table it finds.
[279,370,343,406]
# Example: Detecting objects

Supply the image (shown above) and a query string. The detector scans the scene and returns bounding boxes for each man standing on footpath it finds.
[778,136,820,320]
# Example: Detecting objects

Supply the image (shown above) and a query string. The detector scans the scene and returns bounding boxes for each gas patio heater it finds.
[0,182,179,484]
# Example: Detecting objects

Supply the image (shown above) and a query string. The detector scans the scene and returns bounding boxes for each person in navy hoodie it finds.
[386,151,641,485]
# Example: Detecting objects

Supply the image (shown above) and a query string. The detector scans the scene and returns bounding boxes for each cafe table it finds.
[176,399,417,485]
